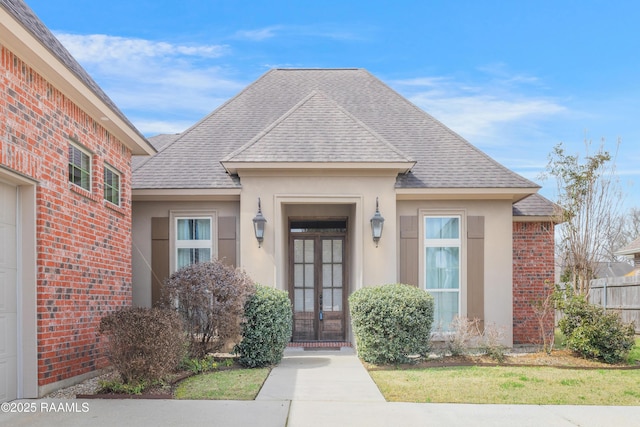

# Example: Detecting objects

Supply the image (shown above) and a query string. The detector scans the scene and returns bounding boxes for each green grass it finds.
[627,337,640,364]
[174,368,270,400]
[369,366,640,405]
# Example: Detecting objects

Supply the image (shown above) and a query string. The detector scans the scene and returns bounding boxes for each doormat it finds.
[288,341,352,349]
[303,347,341,351]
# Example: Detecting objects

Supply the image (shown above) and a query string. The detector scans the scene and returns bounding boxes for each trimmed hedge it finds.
[98,307,187,384]
[558,294,635,364]
[349,284,434,364]
[235,285,293,367]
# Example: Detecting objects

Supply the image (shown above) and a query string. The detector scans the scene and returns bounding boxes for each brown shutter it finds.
[218,216,237,267]
[151,217,169,306]
[467,216,485,330]
[399,216,419,287]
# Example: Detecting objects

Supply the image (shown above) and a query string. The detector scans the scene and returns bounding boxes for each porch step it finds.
[287,341,352,350]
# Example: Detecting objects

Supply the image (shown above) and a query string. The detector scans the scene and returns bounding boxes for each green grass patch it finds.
[369,366,640,405]
[174,368,270,400]
[627,337,640,364]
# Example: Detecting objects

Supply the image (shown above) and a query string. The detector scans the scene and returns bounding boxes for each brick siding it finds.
[1,45,132,386]
[512,221,555,344]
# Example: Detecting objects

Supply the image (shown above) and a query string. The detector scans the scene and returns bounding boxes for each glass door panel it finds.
[290,232,346,342]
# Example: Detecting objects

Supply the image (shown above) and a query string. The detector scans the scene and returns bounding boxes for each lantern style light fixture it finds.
[252,197,267,247]
[370,197,385,247]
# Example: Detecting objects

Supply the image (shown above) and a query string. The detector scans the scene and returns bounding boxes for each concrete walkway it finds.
[2,347,640,427]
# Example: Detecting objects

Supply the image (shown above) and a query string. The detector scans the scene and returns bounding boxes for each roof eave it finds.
[0,7,155,156]
[132,188,241,202]
[395,187,538,201]
[220,160,416,175]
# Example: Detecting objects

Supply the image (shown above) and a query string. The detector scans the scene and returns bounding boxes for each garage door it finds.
[0,181,17,402]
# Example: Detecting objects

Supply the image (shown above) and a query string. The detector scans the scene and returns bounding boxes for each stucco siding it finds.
[131,200,240,307]
[397,199,514,345]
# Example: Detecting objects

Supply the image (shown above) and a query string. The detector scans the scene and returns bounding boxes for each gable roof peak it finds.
[221,89,415,168]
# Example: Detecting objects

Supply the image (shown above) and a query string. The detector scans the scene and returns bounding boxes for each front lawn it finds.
[173,368,270,400]
[370,365,640,405]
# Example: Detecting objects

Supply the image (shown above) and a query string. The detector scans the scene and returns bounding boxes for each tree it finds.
[544,139,623,295]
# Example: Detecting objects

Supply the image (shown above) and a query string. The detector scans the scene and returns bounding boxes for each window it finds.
[424,216,461,332]
[68,142,91,191]
[104,165,121,206]
[175,217,213,270]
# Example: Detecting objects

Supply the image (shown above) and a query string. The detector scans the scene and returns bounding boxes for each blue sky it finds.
[25,0,640,207]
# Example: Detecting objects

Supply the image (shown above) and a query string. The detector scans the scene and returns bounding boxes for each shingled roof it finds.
[616,236,640,256]
[133,68,540,192]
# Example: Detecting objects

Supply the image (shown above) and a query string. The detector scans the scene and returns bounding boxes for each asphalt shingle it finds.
[133,69,540,191]
[512,193,557,217]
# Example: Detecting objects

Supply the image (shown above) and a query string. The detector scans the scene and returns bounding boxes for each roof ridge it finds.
[361,69,540,189]
[167,69,277,143]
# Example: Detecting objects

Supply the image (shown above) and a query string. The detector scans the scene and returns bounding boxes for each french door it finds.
[290,223,346,341]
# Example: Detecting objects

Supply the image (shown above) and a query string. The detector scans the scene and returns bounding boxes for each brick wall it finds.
[1,45,133,386]
[512,221,555,345]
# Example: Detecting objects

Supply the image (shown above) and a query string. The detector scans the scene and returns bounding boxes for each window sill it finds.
[69,183,100,203]
[105,200,127,216]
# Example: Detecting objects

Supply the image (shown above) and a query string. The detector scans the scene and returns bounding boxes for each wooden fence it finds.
[589,275,640,333]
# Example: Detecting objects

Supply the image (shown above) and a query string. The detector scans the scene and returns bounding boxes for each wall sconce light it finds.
[253,197,267,248]
[370,197,385,247]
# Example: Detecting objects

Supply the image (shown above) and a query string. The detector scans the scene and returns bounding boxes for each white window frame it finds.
[419,210,466,334]
[169,210,217,273]
[68,140,92,191]
[103,164,121,206]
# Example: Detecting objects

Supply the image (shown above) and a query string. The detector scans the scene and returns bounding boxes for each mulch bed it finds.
[365,349,640,371]
[78,359,242,400]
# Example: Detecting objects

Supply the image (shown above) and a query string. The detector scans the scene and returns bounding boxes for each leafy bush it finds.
[98,307,187,385]
[235,285,292,367]
[349,284,434,364]
[162,260,255,357]
[558,294,635,364]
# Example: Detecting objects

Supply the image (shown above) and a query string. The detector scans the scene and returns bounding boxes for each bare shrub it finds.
[162,260,255,358]
[480,323,507,362]
[445,316,482,356]
[98,307,187,385]
[531,281,557,354]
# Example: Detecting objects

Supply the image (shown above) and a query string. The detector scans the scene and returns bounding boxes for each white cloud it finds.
[131,119,195,136]
[233,24,367,42]
[53,33,244,134]
[233,26,282,41]
[56,33,227,62]
[393,72,567,144]
[409,92,566,141]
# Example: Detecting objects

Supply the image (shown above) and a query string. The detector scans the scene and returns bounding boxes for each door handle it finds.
[319,293,323,321]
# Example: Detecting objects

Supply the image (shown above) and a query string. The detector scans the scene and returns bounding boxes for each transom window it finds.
[68,142,91,191]
[104,165,121,206]
[175,217,213,270]
[424,216,461,332]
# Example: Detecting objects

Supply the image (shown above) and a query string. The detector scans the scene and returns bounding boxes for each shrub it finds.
[558,294,635,364]
[479,322,508,363]
[98,306,187,385]
[349,284,434,364]
[162,260,255,357]
[235,285,292,367]
[444,316,481,356]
